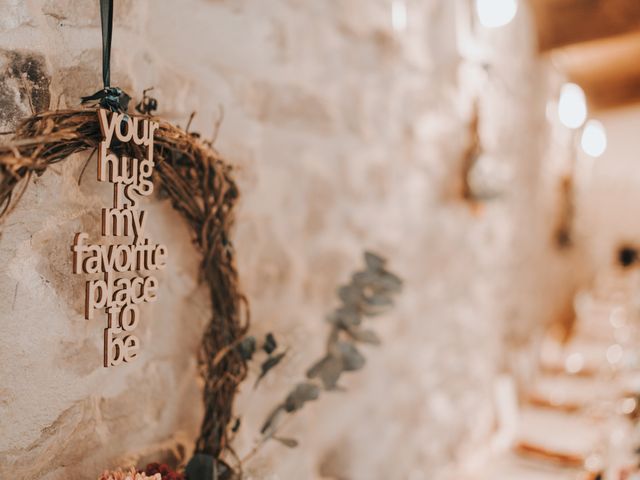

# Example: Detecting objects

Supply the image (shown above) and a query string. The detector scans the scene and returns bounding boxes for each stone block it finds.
[0,49,50,129]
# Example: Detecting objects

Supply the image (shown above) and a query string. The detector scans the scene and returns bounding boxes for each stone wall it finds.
[0,1,574,479]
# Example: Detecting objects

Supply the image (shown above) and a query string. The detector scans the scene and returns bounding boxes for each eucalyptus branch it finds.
[246,251,403,460]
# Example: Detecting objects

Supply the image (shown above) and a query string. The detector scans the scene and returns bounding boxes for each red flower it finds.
[143,462,185,480]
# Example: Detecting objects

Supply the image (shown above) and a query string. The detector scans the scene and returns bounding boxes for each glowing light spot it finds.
[475,0,518,28]
[581,120,607,158]
[609,307,626,328]
[558,83,587,129]
[391,1,407,32]
[606,344,623,365]
[621,397,637,415]
[565,353,584,374]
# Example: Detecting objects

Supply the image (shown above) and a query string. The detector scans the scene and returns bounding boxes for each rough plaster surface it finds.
[0,1,574,479]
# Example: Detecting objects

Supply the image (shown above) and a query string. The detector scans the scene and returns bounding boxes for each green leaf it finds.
[274,436,299,448]
[237,336,256,361]
[260,406,285,436]
[263,332,277,354]
[283,382,321,412]
[326,306,362,328]
[255,351,287,388]
[307,355,344,390]
[347,327,381,345]
[333,341,365,371]
[337,284,362,305]
[364,251,386,270]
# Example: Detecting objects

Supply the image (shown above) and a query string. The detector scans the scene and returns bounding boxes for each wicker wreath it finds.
[0,108,249,471]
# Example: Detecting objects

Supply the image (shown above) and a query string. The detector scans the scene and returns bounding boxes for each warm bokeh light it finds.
[606,343,623,364]
[581,120,607,158]
[475,0,518,28]
[558,83,587,129]
[621,398,637,415]
[564,352,584,374]
[391,1,407,32]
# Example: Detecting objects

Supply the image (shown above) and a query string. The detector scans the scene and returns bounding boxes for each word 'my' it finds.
[72,109,167,367]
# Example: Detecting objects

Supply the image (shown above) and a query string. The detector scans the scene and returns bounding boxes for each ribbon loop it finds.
[100,0,113,89]
[81,0,131,112]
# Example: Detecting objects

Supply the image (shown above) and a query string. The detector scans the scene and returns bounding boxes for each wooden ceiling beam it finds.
[529,0,640,52]
[553,33,640,110]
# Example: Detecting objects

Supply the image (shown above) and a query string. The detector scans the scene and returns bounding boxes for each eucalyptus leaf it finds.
[353,269,403,294]
[333,341,366,371]
[337,284,363,305]
[364,251,386,270]
[263,332,277,355]
[231,417,241,433]
[307,355,344,390]
[347,327,381,345]
[363,293,394,308]
[237,336,256,361]
[307,355,331,379]
[352,270,377,286]
[260,405,285,436]
[376,270,403,292]
[255,351,287,387]
[327,306,362,328]
[273,436,299,448]
[283,382,321,412]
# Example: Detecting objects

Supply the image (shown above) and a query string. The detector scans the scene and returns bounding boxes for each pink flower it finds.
[98,467,161,480]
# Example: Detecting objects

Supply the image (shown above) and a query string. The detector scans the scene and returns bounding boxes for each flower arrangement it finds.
[99,464,184,480]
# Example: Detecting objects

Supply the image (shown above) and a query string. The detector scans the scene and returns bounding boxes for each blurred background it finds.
[2,0,640,479]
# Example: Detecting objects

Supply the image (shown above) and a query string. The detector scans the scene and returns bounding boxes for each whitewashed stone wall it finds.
[0,1,573,479]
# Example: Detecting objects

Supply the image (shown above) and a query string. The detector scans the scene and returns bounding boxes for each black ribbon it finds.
[100,0,113,89]
[81,0,131,112]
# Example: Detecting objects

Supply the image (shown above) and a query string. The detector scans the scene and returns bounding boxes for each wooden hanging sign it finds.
[71,109,168,367]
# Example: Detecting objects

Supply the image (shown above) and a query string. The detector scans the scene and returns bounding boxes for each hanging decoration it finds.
[71,109,168,368]
[0,0,248,476]
[455,99,508,207]
[457,102,505,206]
[552,175,575,250]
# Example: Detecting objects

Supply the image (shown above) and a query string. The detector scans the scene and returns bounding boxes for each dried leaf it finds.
[255,351,287,387]
[362,293,394,311]
[333,341,365,371]
[364,251,386,270]
[260,406,285,436]
[337,284,362,305]
[231,417,241,433]
[376,269,403,293]
[263,332,277,355]
[326,306,361,328]
[237,336,256,361]
[273,436,299,448]
[307,355,344,390]
[353,270,402,295]
[283,382,321,412]
[347,327,381,345]
[307,355,331,378]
